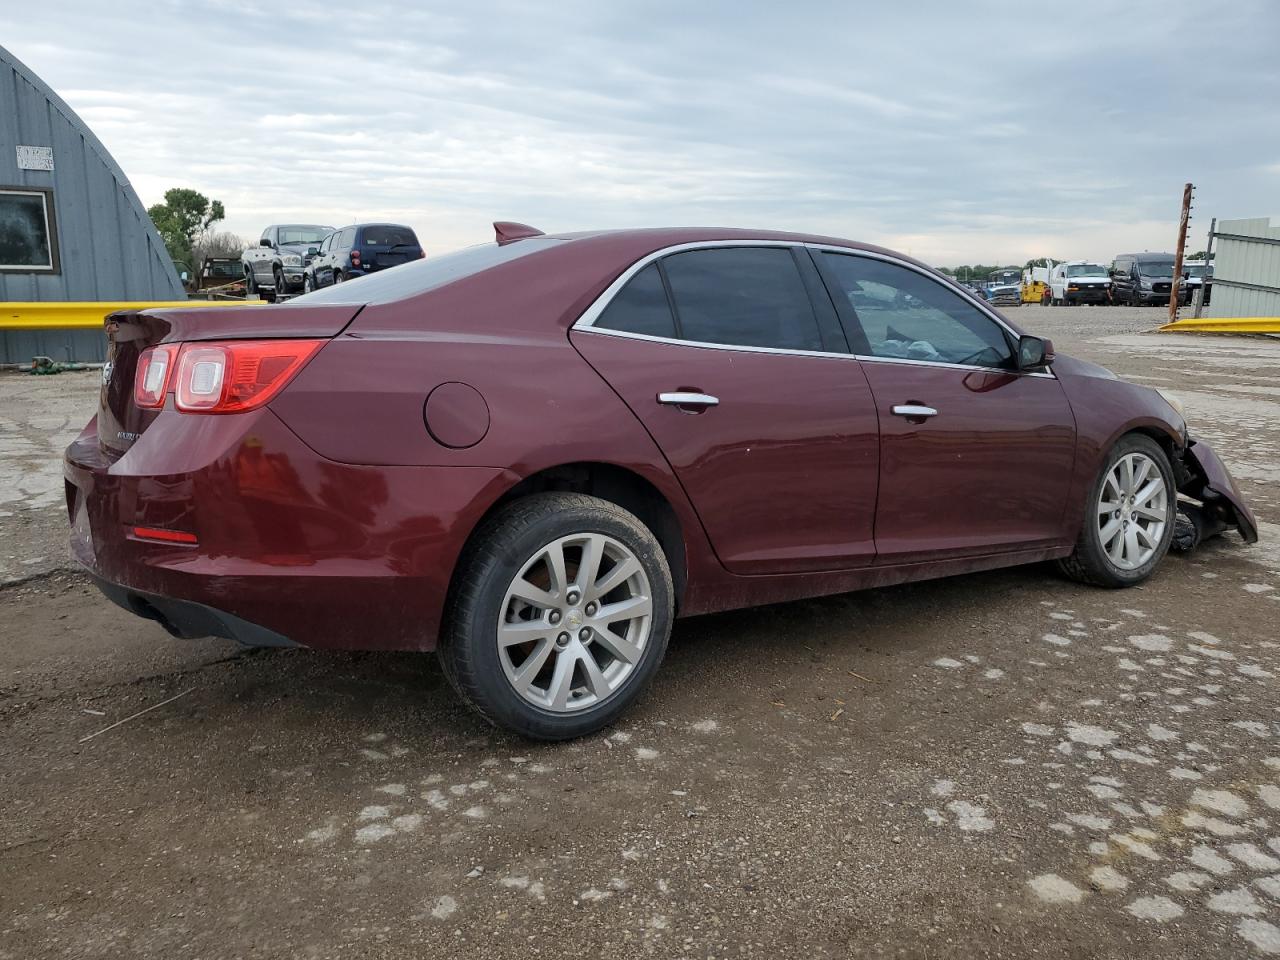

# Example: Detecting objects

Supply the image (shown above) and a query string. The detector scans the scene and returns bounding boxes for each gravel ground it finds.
[2,305,1278,959]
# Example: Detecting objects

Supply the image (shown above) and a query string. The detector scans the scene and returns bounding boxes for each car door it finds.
[814,249,1076,565]
[570,244,880,575]
[316,233,334,285]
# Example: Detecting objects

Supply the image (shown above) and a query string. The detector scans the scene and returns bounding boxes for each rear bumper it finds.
[64,410,513,650]
[90,574,296,647]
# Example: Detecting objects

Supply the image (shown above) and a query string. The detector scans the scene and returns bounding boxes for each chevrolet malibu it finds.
[65,224,1258,739]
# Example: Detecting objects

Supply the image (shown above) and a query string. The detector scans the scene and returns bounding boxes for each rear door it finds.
[814,249,1076,564]
[570,244,880,575]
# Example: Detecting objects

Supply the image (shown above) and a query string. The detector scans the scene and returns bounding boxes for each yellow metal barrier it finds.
[1158,316,1280,334]
[0,300,256,331]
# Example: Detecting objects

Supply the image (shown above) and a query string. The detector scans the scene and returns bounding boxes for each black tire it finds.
[333,270,344,284]
[439,493,674,740]
[302,274,313,294]
[273,267,287,296]
[1058,434,1176,588]
[244,266,256,297]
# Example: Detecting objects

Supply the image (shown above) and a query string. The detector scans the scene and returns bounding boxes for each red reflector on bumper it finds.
[132,526,198,544]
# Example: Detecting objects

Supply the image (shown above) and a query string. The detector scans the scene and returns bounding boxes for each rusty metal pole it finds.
[1169,182,1193,325]
[1192,217,1216,319]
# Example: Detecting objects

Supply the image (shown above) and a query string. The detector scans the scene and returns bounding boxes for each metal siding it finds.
[1207,217,1280,318]
[0,44,184,361]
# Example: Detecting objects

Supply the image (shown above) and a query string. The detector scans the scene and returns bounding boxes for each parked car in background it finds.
[191,257,245,296]
[242,224,334,301]
[1049,261,1111,305]
[1110,252,1177,306]
[66,224,1257,740]
[303,222,423,292]
[1183,260,1213,306]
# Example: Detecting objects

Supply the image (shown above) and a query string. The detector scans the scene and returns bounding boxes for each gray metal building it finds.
[1206,217,1280,319]
[1,44,184,363]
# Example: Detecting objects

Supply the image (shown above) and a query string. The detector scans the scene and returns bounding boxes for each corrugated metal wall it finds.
[0,44,184,362]
[1206,217,1280,319]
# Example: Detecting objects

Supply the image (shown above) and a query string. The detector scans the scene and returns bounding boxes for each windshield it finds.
[1138,260,1175,278]
[1066,264,1107,277]
[1186,265,1210,278]
[294,238,567,305]
[277,225,334,245]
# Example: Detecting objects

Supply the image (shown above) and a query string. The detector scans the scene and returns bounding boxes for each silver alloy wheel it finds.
[1097,451,1168,570]
[497,532,653,712]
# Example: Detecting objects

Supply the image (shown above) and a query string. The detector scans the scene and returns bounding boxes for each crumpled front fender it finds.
[1179,438,1259,544]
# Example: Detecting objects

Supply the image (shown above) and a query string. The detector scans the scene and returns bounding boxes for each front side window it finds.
[822,253,1014,368]
[660,247,823,351]
[0,187,58,272]
[594,263,676,338]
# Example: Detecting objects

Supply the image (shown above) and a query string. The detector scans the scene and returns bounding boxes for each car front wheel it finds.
[1059,434,1175,587]
[302,274,313,293]
[439,493,673,740]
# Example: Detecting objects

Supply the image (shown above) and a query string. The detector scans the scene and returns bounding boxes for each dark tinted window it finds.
[295,238,566,305]
[361,225,418,247]
[662,247,822,350]
[822,253,1014,368]
[594,263,676,338]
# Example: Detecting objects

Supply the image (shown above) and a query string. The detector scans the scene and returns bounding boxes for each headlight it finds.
[283,255,302,267]
[1156,389,1185,417]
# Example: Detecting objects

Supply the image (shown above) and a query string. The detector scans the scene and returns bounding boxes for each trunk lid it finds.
[98,303,360,459]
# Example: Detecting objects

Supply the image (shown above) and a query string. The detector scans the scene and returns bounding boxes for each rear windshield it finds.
[293,238,567,306]
[360,225,418,247]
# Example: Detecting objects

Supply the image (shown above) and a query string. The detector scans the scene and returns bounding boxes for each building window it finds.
[0,187,60,273]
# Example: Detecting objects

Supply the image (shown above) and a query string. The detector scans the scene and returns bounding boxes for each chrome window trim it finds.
[571,238,1056,379]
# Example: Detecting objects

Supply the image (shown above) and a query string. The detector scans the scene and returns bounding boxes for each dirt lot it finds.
[2,305,1278,959]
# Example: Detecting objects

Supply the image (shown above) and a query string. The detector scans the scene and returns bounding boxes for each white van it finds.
[1049,261,1111,305]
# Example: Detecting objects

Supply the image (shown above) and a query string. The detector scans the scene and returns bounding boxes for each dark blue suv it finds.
[302,222,423,291]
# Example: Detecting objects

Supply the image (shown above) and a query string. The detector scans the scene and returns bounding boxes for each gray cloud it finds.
[7,0,1279,263]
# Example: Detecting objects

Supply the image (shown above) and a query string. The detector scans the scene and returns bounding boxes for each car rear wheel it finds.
[1059,434,1175,588]
[439,493,673,740]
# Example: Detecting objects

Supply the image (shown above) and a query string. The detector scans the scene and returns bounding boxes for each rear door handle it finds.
[891,403,938,419]
[658,391,719,409]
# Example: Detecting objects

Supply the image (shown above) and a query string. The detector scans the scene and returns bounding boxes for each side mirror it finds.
[260,238,273,248]
[1016,335,1053,371]
[307,247,319,256]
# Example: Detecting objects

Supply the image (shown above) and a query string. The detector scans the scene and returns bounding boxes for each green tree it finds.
[147,188,226,271]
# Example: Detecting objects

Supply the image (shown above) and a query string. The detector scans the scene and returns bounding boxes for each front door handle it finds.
[891,403,938,419]
[658,391,720,410]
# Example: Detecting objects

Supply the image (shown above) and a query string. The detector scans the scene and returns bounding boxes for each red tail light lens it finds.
[133,344,176,408]
[349,250,361,264]
[174,339,324,413]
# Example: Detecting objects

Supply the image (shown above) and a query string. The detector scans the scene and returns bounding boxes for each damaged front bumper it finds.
[1173,438,1259,550]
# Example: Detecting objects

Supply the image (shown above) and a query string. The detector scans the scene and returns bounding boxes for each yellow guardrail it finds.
[1158,316,1280,334]
[0,300,256,331]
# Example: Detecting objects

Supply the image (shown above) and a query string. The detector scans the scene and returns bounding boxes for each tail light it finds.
[134,344,177,408]
[173,339,324,413]
[349,250,361,266]
[417,250,426,259]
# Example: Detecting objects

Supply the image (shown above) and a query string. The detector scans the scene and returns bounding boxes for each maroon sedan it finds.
[65,224,1257,739]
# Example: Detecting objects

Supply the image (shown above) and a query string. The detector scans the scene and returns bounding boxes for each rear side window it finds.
[594,263,676,338]
[295,238,566,305]
[361,225,418,247]
[661,247,823,351]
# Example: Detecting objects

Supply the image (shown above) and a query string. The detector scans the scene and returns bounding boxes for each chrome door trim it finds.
[570,238,1058,380]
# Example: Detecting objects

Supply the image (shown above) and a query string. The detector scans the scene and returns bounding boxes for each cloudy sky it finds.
[6,0,1279,264]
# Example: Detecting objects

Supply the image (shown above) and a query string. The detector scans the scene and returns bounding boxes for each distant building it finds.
[1,44,183,363]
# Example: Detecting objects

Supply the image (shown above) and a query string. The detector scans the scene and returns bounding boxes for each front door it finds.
[815,250,1077,564]
[571,245,880,575]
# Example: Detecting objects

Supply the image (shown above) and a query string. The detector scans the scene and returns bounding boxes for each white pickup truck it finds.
[242,224,334,301]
